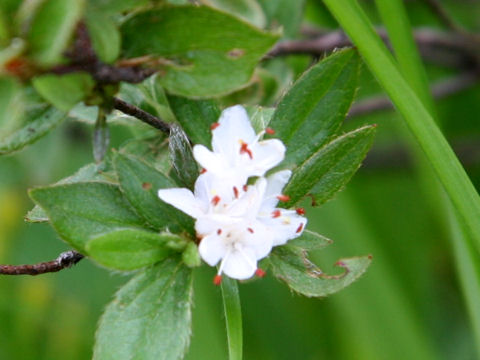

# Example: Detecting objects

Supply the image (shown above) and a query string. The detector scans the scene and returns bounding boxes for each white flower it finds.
[158,170,307,281]
[157,104,307,282]
[193,105,286,196]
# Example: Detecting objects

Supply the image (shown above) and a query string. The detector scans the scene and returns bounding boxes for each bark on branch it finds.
[0,251,84,276]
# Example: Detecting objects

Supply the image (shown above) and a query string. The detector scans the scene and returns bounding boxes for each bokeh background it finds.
[1,0,480,359]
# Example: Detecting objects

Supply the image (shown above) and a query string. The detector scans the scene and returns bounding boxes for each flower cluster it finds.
[158,105,307,283]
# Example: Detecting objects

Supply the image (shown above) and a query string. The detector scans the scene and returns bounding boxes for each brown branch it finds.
[268,27,477,68]
[50,23,156,84]
[348,71,479,117]
[0,251,84,276]
[113,97,171,134]
[422,0,465,34]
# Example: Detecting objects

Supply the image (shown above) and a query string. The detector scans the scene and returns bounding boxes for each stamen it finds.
[233,186,239,198]
[213,275,222,285]
[296,222,304,233]
[243,184,248,192]
[247,227,254,234]
[255,268,266,277]
[211,195,221,206]
[217,250,231,277]
[272,210,281,218]
[265,127,275,135]
[296,207,306,215]
[235,245,258,271]
[277,194,290,202]
[210,122,220,130]
[217,229,222,235]
[200,168,207,174]
[240,142,253,159]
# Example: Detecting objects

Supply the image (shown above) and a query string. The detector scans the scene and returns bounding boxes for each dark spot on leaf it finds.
[227,48,245,59]
[142,182,152,190]
[27,128,35,133]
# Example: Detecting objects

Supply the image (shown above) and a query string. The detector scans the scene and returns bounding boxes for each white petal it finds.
[222,246,257,280]
[243,221,273,259]
[212,105,256,158]
[193,145,226,174]
[246,139,286,176]
[261,170,292,211]
[198,233,227,266]
[195,214,240,236]
[157,188,205,219]
[193,172,214,206]
[224,177,266,218]
[260,210,308,246]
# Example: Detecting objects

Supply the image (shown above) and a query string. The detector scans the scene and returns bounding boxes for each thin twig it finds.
[348,71,479,117]
[50,23,156,84]
[268,27,476,68]
[113,97,171,134]
[422,0,465,34]
[0,251,84,276]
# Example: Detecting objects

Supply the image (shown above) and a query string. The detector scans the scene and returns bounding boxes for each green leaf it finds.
[27,0,85,66]
[86,229,181,270]
[169,124,199,189]
[246,105,274,133]
[0,38,26,68]
[29,182,147,251]
[93,258,193,360]
[0,107,66,155]
[258,0,305,38]
[204,0,266,28]
[270,246,372,297]
[85,10,120,63]
[268,48,360,168]
[284,125,376,206]
[87,0,148,14]
[121,5,279,97]
[25,162,115,223]
[0,76,22,132]
[32,73,95,111]
[286,229,332,251]
[167,94,220,146]
[114,152,194,234]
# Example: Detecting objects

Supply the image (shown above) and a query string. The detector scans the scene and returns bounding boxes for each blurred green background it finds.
[2,0,480,359]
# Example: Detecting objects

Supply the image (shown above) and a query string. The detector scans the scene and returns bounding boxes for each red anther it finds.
[277,194,291,202]
[247,227,254,234]
[265,127,275,135]
[272,210,281,218]
[296,222,304,233]
[217,229,222,235]
[200,168,207,174]
[211,195,221,206]
[233,186,239,198]
[296,207,306,215]
[240,142,253,159]
[210,122,220,130]
[255,268,266,277]
[243,184,248,192]
[213,275,222,285]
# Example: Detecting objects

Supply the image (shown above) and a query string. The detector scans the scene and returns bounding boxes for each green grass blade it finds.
[322,0,480,254]
[373,1,480,355]
[221,277,243,360]
[449,205,480,356]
